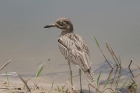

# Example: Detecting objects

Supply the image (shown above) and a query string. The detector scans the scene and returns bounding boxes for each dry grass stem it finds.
[109,46,121,67]
[128,59,140,78]
[98,45,113,69]
[66,74,79,90]
[1,40,140,93]
[131,59,140,69]
[87,79,101,93]
[0,59,12,72]
[102,88,114,93]
[111,66,118,88]
[106,43,119,67]
[17,74,30,92]
[36,64,55,85]
[94,37,113,69]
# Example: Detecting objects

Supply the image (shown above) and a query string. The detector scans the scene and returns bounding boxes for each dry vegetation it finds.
[0,38,140,93]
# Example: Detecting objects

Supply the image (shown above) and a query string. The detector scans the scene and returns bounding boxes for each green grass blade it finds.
[36,66,44,77]
[121,79,128,88]
[94,37,100,47]
[5,71,9,88]
[131,77,135,83]
[97,71,102,87]
[62,87,65,93]
[103,73,112,90]
[132,83,137,87]
[50,80,54,91]
[119,61,122,76]
[131,78,137,87]
[57,85,61,92]
[36,61,46,77]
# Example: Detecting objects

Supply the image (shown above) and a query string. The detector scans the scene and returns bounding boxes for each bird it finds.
[44,17,94,92]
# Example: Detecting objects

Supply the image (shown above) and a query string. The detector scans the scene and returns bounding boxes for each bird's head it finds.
[44,17,73,32]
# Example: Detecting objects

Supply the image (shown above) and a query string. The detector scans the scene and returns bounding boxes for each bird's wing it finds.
[58,33,91,72]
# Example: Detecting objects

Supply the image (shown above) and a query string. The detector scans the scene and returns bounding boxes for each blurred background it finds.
[0,0,140,76]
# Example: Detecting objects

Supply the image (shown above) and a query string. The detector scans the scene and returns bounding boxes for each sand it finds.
[0,61,140,93]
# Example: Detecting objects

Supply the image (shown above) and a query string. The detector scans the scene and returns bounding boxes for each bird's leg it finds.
[79,68,82,93]
[68,61,73,90]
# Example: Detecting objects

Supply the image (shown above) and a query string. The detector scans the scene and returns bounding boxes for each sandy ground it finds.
[0,61,140,93]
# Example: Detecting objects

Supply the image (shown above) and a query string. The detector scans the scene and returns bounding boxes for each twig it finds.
[128,59,140,78]
[17,74,30,92]
[109,45,121,67]
[131,59,140,69]
[107,69,113,83]
[106,43,119,67]
[0,59,12,71]
[128,59,132,68]
[0,88,9,90]
[66,75,79,90]
[98,45,113,69]
[87,79,101,93]
[102,88,114,93]
[135,74,140,78]
[111,66,118,88]
[128,60,135,78]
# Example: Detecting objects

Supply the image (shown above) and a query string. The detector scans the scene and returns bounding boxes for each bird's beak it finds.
[44,23,56,28]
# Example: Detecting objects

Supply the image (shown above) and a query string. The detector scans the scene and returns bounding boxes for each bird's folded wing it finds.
[58,34,91,69]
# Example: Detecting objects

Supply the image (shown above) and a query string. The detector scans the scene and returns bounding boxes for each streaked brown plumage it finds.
[44,17,94,82]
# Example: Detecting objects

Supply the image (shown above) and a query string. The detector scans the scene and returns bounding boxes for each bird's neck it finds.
[61,30,73,35]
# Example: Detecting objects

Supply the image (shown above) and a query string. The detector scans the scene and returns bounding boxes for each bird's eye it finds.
[59,21,64,26]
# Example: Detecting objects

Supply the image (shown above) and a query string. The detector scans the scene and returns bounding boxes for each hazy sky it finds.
[0,0,140,74]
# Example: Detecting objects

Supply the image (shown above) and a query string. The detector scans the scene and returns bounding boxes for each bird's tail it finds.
[85,69,94,82]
